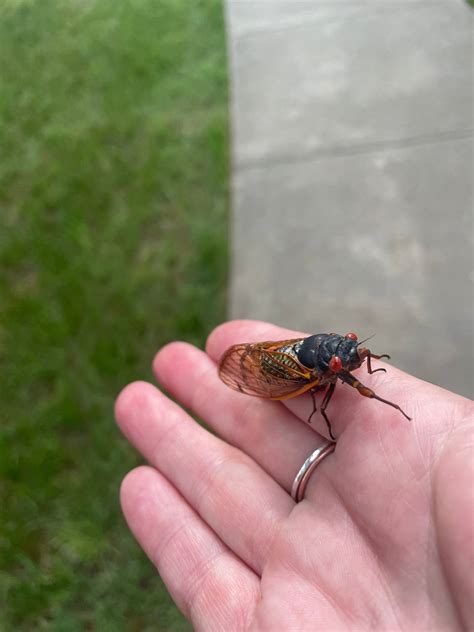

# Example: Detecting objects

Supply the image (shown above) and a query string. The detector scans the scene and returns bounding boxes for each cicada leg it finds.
[319,383,337,441]
[340,371,411,421]
[308,389,318,424]
[308,385,337,441]
[366,352,390,375]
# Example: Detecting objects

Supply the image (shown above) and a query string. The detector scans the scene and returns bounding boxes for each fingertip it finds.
[120,465,155,509]
[205,320,252,358]
[152,341,194,379]
[120,466,166,541]
[115,380,156,427]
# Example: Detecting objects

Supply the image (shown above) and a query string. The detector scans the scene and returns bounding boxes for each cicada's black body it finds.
[219,331,411,441]
[296,333,362,374]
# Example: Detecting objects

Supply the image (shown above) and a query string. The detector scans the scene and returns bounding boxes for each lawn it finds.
[0,0,228,629]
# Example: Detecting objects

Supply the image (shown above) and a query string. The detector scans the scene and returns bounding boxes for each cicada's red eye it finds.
[329,356,343,373]
[345,332,358,341]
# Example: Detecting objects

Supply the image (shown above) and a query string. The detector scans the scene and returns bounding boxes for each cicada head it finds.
[335,334,363,372]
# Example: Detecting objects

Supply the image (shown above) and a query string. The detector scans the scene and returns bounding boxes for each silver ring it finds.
[291,441,336,502]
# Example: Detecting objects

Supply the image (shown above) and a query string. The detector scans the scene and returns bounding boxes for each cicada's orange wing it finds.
[218,339,321,400]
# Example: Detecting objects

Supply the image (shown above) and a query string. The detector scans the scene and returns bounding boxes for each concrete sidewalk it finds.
[225,0,473,397]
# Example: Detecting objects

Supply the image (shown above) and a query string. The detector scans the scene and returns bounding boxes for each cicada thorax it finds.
[297,333,362,375]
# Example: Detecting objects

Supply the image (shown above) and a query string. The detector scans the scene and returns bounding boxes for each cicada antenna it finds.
[357,334,375,346]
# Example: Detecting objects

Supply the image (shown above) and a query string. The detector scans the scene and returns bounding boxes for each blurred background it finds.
[227,0,473,398]
[1,0,472,630]
[1,1,227,629]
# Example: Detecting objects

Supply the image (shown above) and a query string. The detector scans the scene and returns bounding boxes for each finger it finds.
[206,319,416,439]
[115,381,293,574]
[121,466,259,631]
[153,341,328,493]
[434,419,474,629]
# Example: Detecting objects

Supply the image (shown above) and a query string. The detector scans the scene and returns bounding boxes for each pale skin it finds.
[115,320,474,631]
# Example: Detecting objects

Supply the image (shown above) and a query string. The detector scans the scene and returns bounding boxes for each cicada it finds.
[218,332,410,440]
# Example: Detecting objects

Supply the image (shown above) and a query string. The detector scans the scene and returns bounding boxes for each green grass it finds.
[0,0,228,629]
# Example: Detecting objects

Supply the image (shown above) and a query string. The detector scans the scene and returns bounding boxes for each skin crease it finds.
[115,320,474,632]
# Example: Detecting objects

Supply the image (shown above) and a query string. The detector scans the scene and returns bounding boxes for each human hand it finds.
[115,320,474,631]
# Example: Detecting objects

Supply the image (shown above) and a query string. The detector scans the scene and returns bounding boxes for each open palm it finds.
[115,320,474,631]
